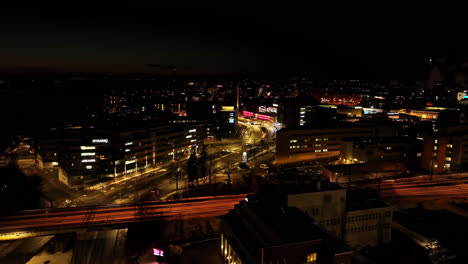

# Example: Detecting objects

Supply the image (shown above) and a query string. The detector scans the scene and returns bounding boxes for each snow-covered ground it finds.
[27,248,72,264]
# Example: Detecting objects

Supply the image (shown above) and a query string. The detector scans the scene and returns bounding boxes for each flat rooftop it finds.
[223,201,350,255]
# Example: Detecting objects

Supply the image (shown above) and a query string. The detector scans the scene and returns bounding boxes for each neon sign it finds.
[257,114,271,121]
[259,106,277,113]
[153,248,164,256]
[243,111,254,117]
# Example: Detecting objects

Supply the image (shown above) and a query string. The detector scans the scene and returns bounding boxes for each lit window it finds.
[434,146,437,150]
[290,139,297,143]
[446,157,451,161]
[323,149,328,152]
[447,144,453,148]
[434,139,438,144]
[307,252,317,263]
[53,153,57,156]
[386,146,392,150]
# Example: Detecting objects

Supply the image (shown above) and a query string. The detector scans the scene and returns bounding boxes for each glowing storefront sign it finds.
[125,142,133,146]
[228,117,235,123]
[92,139,109,144]
[221,106,235,111]
[125,160,136,165]
[80,146,96,150]
[243,111,254,117]
[259,106,277,113]
[82,159,96,163]
[153,248,164,256]
[189,129,197,133]
[257,114,271,121]
[81,152,95,156]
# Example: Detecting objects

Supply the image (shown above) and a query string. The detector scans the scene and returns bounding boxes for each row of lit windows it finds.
[289,145,327,149]
[348,224,390,233]
[346,212,391,223]
[289,138,329,143]
[319,212,391,226]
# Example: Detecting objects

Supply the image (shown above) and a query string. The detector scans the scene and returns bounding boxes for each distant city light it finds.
[80,146,96,150]
[82,159,96,163]
[92,139,109,144]
[125,142,133,146]
[125,160,136,165]
[189,129,197,133]
[86,165,92,169]
[81,152,95,156]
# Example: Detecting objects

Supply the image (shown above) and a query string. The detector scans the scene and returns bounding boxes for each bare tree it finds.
[223,160,233,188]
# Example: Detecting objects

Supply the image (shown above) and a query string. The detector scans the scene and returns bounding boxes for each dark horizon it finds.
[2,6,467,80]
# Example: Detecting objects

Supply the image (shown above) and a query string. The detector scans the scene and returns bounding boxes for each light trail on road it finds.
[0,194,248,238]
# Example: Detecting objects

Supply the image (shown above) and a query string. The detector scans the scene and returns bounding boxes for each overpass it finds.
[0,194,247,241]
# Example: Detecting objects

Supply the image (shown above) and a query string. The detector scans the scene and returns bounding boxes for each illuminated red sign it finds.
[257,114,271,120]
[243,111,254,117]
[153,248,164,256]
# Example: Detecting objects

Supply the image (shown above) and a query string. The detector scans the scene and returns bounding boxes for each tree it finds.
[198,145,208,184]
[223,160,233,190]
[187,151,198,187]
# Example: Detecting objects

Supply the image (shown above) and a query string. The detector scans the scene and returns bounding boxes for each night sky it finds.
[1,6,467,79]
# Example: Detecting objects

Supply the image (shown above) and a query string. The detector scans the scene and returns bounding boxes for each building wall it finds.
[288,189,347,237]
[262,241,320,264]
[289,189,393,250]
[276,127,374,165]
[58,166,69,185]
[342,207,393,249]
[422,136,452,173]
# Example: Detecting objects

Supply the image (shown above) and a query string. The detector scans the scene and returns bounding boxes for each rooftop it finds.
[346,189,391,211]
[223,199,350,257]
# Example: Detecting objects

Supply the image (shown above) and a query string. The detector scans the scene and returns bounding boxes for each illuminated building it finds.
[283,182,393,249]
[38,122,203,186]
[339,137,420,169]
[422,124,468,173]
[221,191,352,264]
[215,104,238,139]
[275,123,374,165]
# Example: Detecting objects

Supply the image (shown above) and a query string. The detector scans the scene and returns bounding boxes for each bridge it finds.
[0,194,247,241]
